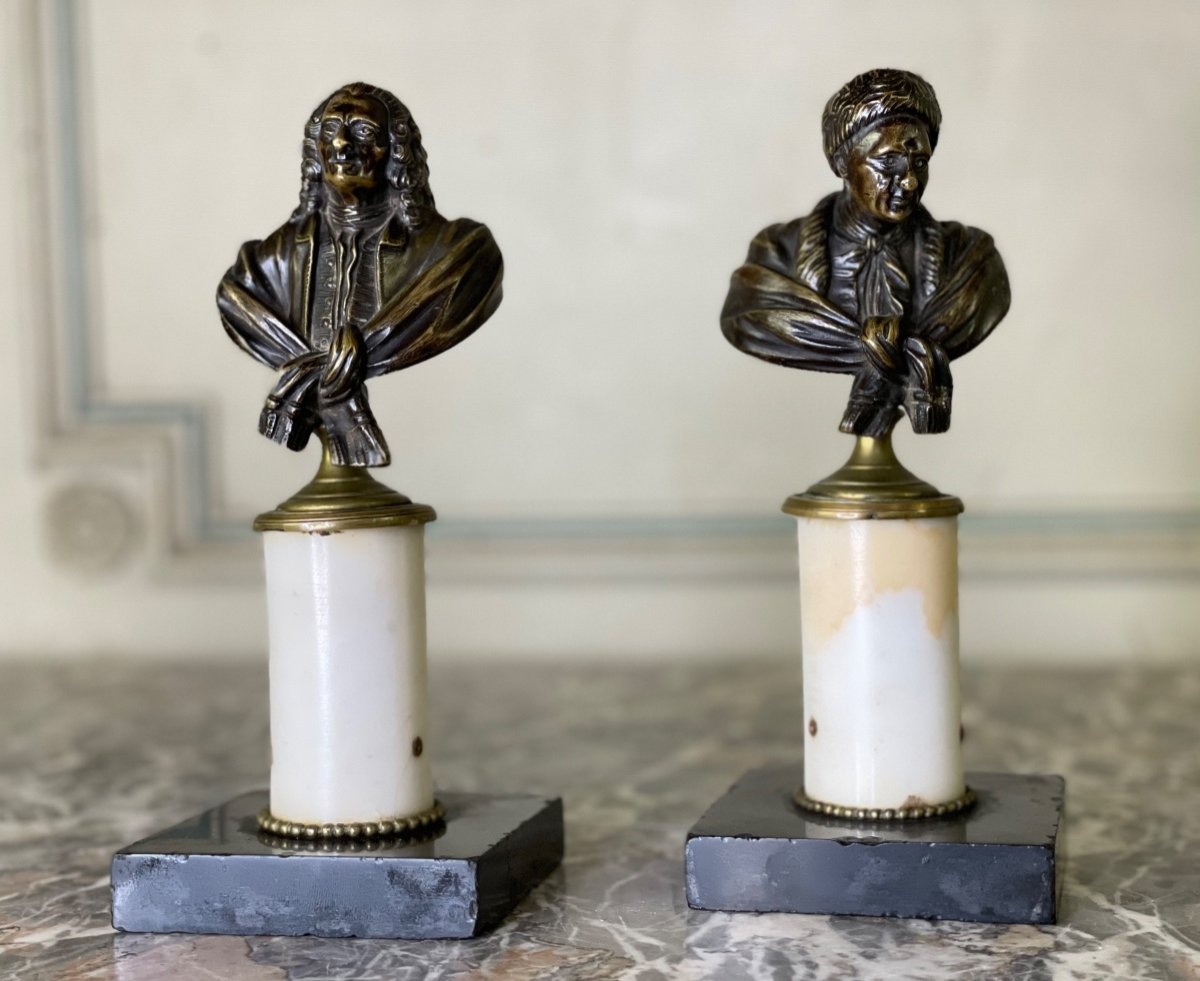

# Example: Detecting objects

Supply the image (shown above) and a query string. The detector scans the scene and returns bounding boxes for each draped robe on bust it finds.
[720,193,1010,434]
[217,210,503,465]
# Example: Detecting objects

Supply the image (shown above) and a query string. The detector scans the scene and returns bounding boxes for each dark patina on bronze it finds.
[724,70,1008,527]
[218,83,502,530]
[724,67,1008,520]
[722,68,1009,439]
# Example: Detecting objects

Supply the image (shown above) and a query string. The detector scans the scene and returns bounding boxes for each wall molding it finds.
[21,0,1200,588]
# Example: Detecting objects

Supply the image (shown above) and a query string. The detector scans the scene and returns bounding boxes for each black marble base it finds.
[685,765,1064,924]
[111,789,564,939]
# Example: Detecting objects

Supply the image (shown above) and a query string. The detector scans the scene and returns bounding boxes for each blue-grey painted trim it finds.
[51,0,246,541]
[426,509,1200,541]
[47,0,1200,552]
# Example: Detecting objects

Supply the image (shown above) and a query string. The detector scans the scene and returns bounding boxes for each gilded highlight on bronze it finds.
[721,68,1010,437]
[217,82,503,468]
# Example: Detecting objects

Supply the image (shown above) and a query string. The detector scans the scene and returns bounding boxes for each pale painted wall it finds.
[1,0,1197,662]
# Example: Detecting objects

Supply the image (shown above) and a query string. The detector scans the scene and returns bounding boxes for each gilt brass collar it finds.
[782,433,962,520]
[254,437,435,534]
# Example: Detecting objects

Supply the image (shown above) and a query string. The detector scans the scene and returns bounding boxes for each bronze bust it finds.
[721,68,1009,436]
[217,82,503,467]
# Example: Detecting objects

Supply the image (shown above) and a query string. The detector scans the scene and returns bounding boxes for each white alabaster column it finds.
[263,525,433,826]
[797,515,964,811]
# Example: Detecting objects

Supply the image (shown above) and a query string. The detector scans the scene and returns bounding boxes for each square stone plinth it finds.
[685,765,1064,924]
[112,789,563,939]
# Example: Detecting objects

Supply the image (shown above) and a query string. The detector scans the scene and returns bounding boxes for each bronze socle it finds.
[252,432,436,534]
[781,431,962,520]
[217,82,503,532]
[720,68,1009,519]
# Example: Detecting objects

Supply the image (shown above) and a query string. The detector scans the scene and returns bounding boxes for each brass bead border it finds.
[257,799,447,840]
[793,787,977,822]
[258,822,445,852]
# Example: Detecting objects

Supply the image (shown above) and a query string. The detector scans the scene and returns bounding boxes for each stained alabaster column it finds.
[797,516,963,812]
[263,525,433,826]
[787,434,971,817]
[253,446,442,833]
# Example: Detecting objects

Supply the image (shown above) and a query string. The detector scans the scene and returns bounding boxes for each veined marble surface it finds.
[1,659,1197,980]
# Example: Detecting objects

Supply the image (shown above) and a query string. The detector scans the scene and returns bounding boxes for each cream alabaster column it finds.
[796,514,964,811]
[261,524,434,825]
[263,524,434,826]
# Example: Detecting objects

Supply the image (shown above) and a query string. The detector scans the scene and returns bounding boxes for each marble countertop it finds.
[1,658,1197,980]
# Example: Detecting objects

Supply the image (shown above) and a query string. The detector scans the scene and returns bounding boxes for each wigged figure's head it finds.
[316,89,390,198]
[294,82,436,227]
[822,69,941,224]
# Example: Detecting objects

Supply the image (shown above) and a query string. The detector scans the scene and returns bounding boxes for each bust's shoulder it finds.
[920,212,1004,282]
[404,215,502,268]
[399,213,492,247]
[223,215,315,286]
[437,215,497,247]
[919,208,999,254]
[248,213,317,258]
[753,194,836,252]
[746,194,836,288]
[442,215,485,234]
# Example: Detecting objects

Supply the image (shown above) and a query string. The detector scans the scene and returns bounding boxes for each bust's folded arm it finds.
[217,230,323,450]
[720,219,866,375]
[216,236,311,370]
[362,219,503,377]
[319,324,366,404]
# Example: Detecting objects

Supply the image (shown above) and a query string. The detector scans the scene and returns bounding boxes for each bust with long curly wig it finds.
[217,83,503,467]
[292,82,437,230]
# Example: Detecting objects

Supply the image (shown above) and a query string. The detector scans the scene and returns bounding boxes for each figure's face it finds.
[317,93,390,198]
[841,119,931,223]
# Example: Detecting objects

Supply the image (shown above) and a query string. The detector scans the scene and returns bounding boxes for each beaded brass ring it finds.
[257,822,445,852]
[793,787,976,821]
[256,799,447,840]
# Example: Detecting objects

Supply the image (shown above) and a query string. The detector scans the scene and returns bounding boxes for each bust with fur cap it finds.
[721,68,1009,436]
